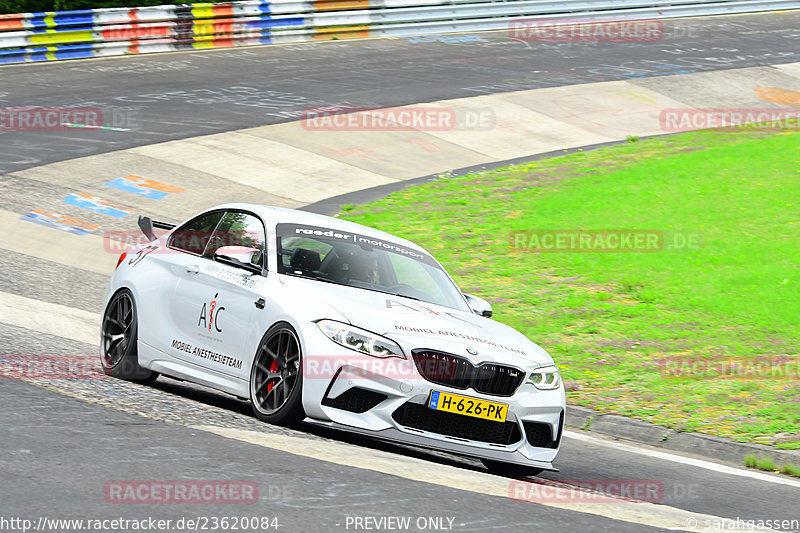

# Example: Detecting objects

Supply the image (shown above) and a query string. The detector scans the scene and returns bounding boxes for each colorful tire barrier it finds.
[0,0,796,64]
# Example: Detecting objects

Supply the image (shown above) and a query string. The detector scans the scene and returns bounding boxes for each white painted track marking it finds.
[0,291,100,346]
[564,431,800,489]
[196,425,777,532]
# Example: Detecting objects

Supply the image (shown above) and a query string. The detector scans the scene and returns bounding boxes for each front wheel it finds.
[100,289,158,384]
[250,322,305,426]
[481,459,543,478]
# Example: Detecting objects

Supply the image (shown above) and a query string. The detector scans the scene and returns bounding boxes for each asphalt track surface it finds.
[2,10,800,533]
[1,12,799,174]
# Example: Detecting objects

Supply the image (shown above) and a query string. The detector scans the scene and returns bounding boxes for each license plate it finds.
[427,390,508,422]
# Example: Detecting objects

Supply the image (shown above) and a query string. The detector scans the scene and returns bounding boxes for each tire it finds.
[250,322,305,426]
[100,288,158,384]
[481,459,543,478]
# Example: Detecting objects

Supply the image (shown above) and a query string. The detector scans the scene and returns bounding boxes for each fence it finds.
[0,0,796,64]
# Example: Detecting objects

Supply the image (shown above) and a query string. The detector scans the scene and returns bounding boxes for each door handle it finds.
[185,264,200,274]
[254,298,266,310]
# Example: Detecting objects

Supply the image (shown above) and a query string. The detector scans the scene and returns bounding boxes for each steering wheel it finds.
[386,284,415,293]
[385,284,431,301]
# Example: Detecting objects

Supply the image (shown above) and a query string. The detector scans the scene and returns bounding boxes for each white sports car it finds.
[101,204,565,475]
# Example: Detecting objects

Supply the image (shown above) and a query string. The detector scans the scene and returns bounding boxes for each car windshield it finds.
[276,223,470,312]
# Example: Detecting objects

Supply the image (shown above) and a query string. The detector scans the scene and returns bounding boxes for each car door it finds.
[169,210,269,380]
[140,209,225,357]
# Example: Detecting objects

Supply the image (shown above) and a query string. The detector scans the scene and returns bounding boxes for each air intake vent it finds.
[392,402,522,445]
[523,410,564,449]
[322,387,388,413]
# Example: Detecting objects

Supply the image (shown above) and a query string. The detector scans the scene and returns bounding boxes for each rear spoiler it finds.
[138,215,176,242]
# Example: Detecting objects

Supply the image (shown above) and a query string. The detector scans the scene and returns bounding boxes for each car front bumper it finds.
[301,328,565,468]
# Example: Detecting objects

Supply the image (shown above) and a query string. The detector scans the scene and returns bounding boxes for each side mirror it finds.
[464,293,493,318]
[214,246,264,275]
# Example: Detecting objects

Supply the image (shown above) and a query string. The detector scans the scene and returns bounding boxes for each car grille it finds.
[392,402,522,445]
[523,410,564,449]
[322,387,388,413]
[411,350,525,397]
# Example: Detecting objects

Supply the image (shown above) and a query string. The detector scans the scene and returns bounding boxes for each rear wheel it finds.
[481,459,543,478]
[100,289,158,384]
[250,322,304,426]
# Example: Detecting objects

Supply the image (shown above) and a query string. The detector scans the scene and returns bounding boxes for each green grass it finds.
[781,463,800,477]
[340,125,800,447]
[745,454,800,478]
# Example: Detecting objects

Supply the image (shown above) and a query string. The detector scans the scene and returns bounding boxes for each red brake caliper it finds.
[267,360,279,393]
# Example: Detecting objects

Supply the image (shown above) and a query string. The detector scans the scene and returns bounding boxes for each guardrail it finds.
[0,0,796,64]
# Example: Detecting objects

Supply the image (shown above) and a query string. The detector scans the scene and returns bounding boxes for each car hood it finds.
[279,275,554,368]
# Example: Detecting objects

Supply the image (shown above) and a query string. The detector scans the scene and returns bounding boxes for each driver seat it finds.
[289,248,321,272]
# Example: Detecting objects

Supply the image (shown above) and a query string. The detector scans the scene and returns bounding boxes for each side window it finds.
[206,211,267,267]
[168,211,224,255]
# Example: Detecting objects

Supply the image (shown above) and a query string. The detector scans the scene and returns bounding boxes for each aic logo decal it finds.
[198,293,225,333]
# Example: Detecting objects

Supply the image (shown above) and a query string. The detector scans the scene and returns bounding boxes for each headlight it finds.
[528,366,561,390]
[316,320,405,359]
